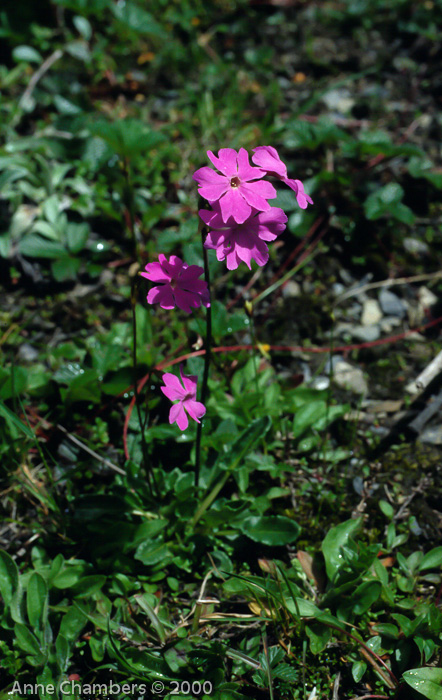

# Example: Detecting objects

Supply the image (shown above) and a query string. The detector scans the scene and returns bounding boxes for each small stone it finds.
[351,324,381,342]
[332,359,368,395]
[379,289,407,318]
[419,426,442,445]
[361,299,382,326]
[16,343,39,363]
[418,286,437,308]
[403,237,429,256]
[282,280,301,298]
[379,316,402,333]
[311,376,330,390]
[322,88,355,114]
[332,282,345,296]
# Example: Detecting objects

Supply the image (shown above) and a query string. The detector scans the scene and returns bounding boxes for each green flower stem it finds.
[245,301,260,393]
[131,280,155,494]
[122,157,138,260]
[194,228,212,488]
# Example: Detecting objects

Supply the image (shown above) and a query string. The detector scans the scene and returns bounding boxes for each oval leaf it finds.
[0,550,19,605]
[403,667,442,700]
[27,572,48,629]
[419,547,442,572]
[240,516,301,546]
[322,517,362,581]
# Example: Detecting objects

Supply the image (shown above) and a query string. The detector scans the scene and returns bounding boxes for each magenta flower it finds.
[199,204,287,270]
[141,254,210,313]
[252,146,313,210]
[193,148,277,225]
[161,366,206,431]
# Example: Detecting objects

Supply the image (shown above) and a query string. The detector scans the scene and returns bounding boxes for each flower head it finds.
[252,146,313,210]
[141,254,210,313]
[161,365,206,431]
[193,148,276,225]
[199,204,287,270]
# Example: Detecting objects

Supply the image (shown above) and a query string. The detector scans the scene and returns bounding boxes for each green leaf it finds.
[51,256,81,282]
[0,366,28,400]
[321,518,362,581]
[112,2,166,37]
[66,222,90,253]
[292,400,330,438]
[73,15,92,40]
[351,580,381,615]
[403,667,442,700]
[32,220,60,241]
[352,661,367,683]
[51,565,85,589]
[239,516,301,546]
[134,594,166,645]
[59,369,101,403]
[419,547,442,572]
[14,623,41,655]
[59,606,87,642]
[135,541,172,566]
[71,575,106,598]
[27,572,48,629]
[12,45,42,64]
[379,499,394,519]
[55,633,70,672]
[371,623,399,639]
[0,550,19,605]
[19,233,66,259]
[0,402,34,438]
[364,183,415,224]
[91,119,165,159]
[306,622,332,654]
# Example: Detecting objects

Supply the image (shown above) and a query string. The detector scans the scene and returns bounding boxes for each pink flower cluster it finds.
[140,145,313,430]
[193,146,313,270]
[140,254,209,314]
[161,365,206,431]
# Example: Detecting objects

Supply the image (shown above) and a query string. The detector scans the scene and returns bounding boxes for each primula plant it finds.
[140,145,312,441]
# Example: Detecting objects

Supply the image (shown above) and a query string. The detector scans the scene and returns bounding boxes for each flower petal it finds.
[169,402,188,431]
[178,264,205,282]
[193,166,227,186]
[219,189,251,224]
[204,230,227,249]
[255,207,287,240]
[174,288,203,313]
[252,146,287,178]
[207,148,238,176]
[197,182,230,202]
[284,178,313,208]
[148,284,175,309]
[179,278,208,294]
[161,372,186,399]
[179,365,198,396]
[162,255,183,278]
[225,247,240,269]
[237,147,265,181]
[183,399,206,423]
[141,262,171,283]
[198,208,226,228]
[239,183,273,212]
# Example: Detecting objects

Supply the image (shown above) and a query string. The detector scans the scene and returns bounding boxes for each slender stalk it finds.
[194,228,212,487]
[123,157,138,260]
[245,302,260,393]
[131,280,154,494]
